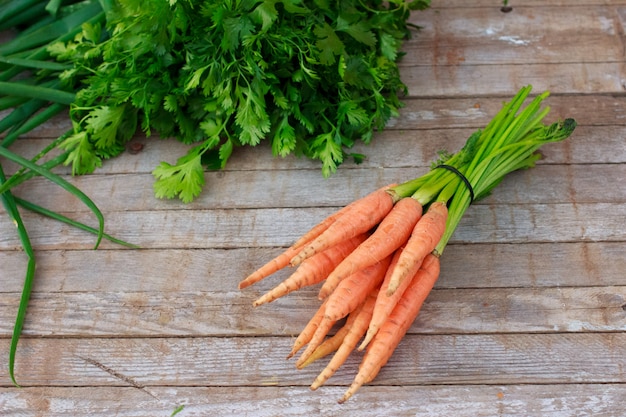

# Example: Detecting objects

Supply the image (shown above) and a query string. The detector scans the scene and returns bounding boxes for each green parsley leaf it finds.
[272,115,296,157]
[152,151,205,203]
[52,0,430,201]
[336,15,377,47]
[311,130,344,178]
[314,23,344,65]
[84,105,126,150]
[59,131,103,175]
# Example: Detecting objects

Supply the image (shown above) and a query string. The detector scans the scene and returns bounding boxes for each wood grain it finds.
[4,163,626,214]
[1,334,625,387]
[408,6,626,66]
[1,202,625,250]
[2,241,624,293]
[0,285,623,337]
[2,2,626,416]
[2,384,626,417]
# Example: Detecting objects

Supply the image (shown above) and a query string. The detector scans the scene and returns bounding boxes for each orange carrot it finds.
[296,302,365,369]
[287,299,328,359]
[317,197,422,300]
[295,315,337,368]
[238,245,302,289]
[253,233,368,306]
[323,254,392,321]
[386,201,448,297]
[339,254,441,403]
[310,288,379,390]
[289,186,397,267]
[289,184,397,250]
[358,248,420,350]
[240,185,396,290]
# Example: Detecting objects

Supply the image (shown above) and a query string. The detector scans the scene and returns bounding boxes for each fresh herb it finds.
[52,0,431,202]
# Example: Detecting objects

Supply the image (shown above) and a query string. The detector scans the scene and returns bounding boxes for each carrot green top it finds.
[389,85,577,256]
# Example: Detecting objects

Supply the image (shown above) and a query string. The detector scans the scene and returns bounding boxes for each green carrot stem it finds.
[429,86,576,255]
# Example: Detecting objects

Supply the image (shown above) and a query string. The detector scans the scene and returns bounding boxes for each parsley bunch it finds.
[52,0,430,202]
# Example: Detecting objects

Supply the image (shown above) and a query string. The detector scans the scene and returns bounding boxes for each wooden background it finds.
[2,1,626,415]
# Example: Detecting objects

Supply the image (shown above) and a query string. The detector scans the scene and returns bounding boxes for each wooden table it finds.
[2,1,626,415]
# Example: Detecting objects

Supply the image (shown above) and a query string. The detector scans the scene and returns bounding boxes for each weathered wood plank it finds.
[14,91,626,144]
[403,62,626,97]
[1,2,625,414]
[392,96,626,128]
[1,334,625,386]
[5,163,625,214]
[2,241,623,294]
[430,1,626,6]
[1,202,624,250]
[408,6,625,66]
[8,121,626,180]
[0,286,623,337]
[2,384,626,417]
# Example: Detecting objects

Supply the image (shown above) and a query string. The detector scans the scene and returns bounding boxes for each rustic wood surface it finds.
[2,1,626,416]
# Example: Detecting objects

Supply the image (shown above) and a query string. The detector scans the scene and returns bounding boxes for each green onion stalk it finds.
[0,0,133,387]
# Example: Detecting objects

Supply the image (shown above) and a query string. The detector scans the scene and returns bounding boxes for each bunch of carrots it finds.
[238,86,576,402]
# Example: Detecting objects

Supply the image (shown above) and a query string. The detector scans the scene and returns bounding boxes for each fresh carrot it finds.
[253,233,368,306]
[289,186,397,267]
[339,254,441,403]
[385,201,448,297]
[295,315,338,368]
[289,184,397,250]
[296,317,352,370]
[241,186,397,290]
[287,299,328,359]
[310,288,379,390]
[323,254,392,321]
[238,245,302,289]
[317,197,422,300]
[357,248,419,351]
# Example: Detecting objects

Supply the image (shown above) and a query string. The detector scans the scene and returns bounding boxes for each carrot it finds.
[310,288,379,390]
[338,254,441,403]
[357,248,417,351]
[289,185,397,267]
[296,301,366,369]
[253,233,368,307]
[323,254,391,321]
[287,299,328,359]
[296,319,352,370]
[240,184,396,290]
[295,315,337,368]
[317,197,422,300]
[238,245,302,289]
[289,184,397,250]
[385,201,448,297]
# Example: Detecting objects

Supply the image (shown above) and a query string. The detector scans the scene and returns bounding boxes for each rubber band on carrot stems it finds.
[434,164,475,203]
